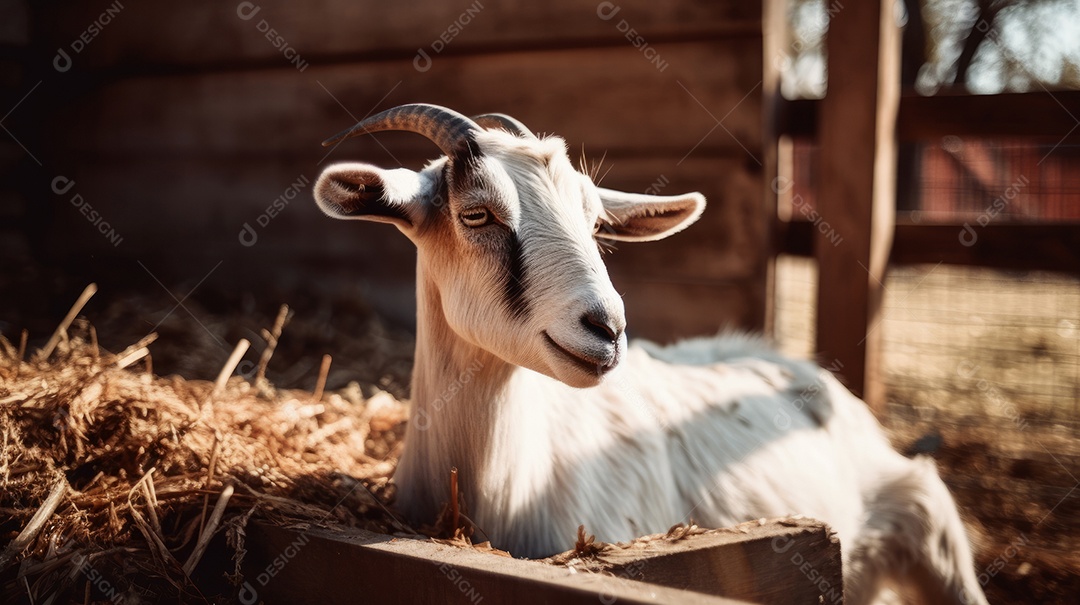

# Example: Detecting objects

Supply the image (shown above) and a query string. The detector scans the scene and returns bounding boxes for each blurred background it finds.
[0,0,1077,601]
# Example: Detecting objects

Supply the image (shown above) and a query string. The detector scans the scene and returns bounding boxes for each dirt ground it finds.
[886,410,1080,604]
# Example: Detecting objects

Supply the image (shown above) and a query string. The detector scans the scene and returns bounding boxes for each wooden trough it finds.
[240,517,842,604]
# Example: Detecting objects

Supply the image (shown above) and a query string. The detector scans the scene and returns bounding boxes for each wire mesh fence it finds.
[785,137,1080,223]
[772,256,1080,602]
[775,125,1080,601]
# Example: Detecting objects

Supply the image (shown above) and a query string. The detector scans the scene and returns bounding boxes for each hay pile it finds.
[0,285,415,603]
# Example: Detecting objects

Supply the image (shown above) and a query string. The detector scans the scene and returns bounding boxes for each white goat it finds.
[314,104,988,605]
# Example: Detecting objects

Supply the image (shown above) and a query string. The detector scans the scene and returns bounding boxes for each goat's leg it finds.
[844,457,989,605]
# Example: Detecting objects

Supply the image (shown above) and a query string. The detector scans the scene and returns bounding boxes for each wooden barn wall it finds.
[28,0,767,340]
[1,0,32,275]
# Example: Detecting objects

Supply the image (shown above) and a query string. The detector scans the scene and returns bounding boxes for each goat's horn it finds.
[321,103,480,158]
[473,113,536,139]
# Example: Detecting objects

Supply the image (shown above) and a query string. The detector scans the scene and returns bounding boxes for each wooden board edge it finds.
[242,522,755,605]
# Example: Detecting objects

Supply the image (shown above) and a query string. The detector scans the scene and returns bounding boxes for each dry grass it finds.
[0,286,415,603]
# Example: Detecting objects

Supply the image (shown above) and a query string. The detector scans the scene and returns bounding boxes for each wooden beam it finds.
[774,218,816,257]
[814,0,900,407]
[777,220,1080,276]
[597,518,842,605]
[891,222,1080,273]
[897,91,1080,141]
[773,97,817,139]
[762,0,790,339]
[47,42,764,159]
[241,522,845,604]
[39,0,762,73]
[776,91,1080,142]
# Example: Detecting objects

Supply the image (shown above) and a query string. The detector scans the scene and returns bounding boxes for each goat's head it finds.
[314,104,704,388]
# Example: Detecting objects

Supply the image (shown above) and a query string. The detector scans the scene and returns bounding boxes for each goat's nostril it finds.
[581,311,621,343]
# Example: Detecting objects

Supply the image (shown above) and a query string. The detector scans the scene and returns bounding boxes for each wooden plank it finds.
[45,40,764,158]
[614,276,763,342]
[891,223,1080,274]
[40,0,761,72]
[47,155,763,279]
[777,91,1080,141]
[814,0,900,407]
[896,91,1080,141]
[242,523,754,605]
[0,1,29,46]
[596,519,842,605]
[778,220,1080,276]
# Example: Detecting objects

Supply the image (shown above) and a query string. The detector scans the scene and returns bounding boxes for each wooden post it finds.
[814,0,900,409]
[761,0,789,340]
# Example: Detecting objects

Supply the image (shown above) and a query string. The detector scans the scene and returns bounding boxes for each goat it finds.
[313,103,989,605]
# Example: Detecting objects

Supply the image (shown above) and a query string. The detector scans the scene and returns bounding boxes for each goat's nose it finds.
[581,309,624,344]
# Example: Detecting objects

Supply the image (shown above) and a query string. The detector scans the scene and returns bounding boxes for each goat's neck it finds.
[395,269,529,521]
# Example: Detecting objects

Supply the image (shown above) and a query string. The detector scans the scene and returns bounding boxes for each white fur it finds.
[315,123,988,605]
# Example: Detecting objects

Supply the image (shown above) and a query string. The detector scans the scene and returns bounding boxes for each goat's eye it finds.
[460,207,491,228]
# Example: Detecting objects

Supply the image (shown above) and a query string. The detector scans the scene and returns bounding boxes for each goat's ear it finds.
[595,188,706,242]
[314,162,427,229]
